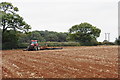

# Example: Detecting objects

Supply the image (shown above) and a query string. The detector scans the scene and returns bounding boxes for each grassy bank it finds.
[18,42,80,49]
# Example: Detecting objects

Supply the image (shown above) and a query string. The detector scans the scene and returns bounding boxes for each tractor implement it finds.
[23,40,63,51]
[40,46,63,50]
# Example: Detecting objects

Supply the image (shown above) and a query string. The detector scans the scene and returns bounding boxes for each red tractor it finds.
[26,40,39,51]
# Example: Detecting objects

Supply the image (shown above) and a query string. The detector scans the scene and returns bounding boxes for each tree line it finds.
[0,2,119,49]
[1,29,69,49]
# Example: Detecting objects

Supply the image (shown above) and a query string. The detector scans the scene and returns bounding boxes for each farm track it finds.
[2,46,119,78]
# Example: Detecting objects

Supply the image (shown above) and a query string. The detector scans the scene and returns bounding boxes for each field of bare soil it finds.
[2,46,119,78]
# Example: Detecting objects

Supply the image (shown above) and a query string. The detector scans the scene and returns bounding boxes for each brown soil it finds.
[2,46,118,78]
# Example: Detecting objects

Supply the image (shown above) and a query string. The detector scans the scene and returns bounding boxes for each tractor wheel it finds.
[34,46,38,51]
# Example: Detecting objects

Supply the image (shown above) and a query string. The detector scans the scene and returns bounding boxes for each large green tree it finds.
[0,2,31,33]
[0,2,31,49]
[68,22,101,46]
[2,30,19,49]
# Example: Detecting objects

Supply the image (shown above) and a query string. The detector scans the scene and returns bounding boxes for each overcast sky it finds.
[0,0,119,42]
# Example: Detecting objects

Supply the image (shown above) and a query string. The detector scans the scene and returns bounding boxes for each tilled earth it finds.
[2,46,119,78]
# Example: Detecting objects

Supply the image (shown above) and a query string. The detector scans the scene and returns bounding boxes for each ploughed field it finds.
[2,46,118,78]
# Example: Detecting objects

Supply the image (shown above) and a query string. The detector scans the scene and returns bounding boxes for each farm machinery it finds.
[24,40,63,51]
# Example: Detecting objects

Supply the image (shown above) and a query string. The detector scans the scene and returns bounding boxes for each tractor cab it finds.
[31,40,39,46]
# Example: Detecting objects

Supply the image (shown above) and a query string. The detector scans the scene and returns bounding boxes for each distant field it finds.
[2,46,118,78]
